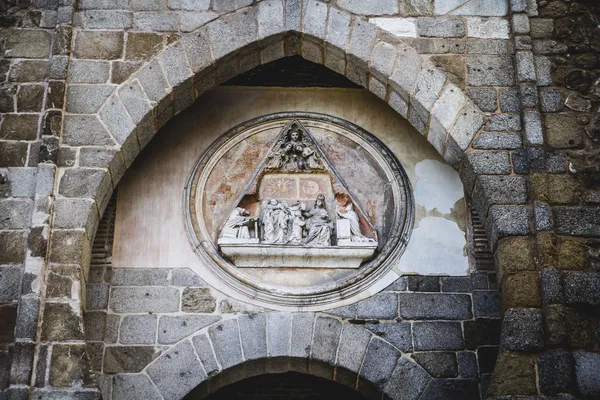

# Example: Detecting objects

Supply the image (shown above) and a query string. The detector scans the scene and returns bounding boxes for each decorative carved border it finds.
[183,112,414,309]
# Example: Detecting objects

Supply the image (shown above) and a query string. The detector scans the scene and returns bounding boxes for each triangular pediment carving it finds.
[217,119,379,268]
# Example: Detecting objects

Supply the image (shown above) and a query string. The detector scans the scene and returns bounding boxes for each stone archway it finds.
[42,1,528,398]
[107,315,432,400]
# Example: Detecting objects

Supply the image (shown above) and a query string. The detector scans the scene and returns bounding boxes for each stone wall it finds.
[0,0,599,399]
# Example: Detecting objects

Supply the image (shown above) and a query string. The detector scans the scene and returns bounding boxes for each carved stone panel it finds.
[185,113,413,308]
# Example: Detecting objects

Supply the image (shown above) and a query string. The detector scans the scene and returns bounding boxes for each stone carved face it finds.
[290,131,300,141]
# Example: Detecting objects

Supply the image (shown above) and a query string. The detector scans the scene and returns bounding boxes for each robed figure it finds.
[303,194,333,246]
[262,199,290,244]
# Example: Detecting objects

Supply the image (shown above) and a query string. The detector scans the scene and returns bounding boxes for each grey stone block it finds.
[53,198,97,236]
[206,7,258,60]
[135,58,171,102]
[113,374,162,400]
[356,293,398,320]
[5,168,35,198]
[407,276,440,292]
[14,295,39,340]
[399,293,472,320]
[325,304,357,319]
[86,10,133,29]
[284,0,301,30]
[0,266,21,301]
[181,31,213,75]
[212,0,252,11]
[465,151,511,175]
[337,0,398,15]
[69,60,110,83]
[74,31,124,60]
[541,268,563,305]
[465,87,497,113]
[419,379,480,399]
[516,51,536,82]
[133,11,179,31]
[431,82,466,130]
[564,272,600,306]
[440,277,472,293]
[104,346,161,373]
[416,17,465,37]
[512,13,530,34]
[99,94,136,145]
[485,114,521,131]
[257,0,284,39]
[370,42,397,80]
[110,287,180,313]
[238,314,267,361]
[389,44,423,99]
[180,11,218,32]
[500,308,544,352]
[413,68,446,113]
[457,351,478,378]
[360,337,401,387]
[413,322,463,351]
[473,175,527,220]
[555,207,600,237]
[383,357,430,400]
[87,283,109,310]
[158,315,221,344]
[169,0,210,10]
[573,352,600,398]
[147,341,206,400]
[540,88,563,113]
[472,290,500,318]
[120,315,157,344]
[467,55,515,86]
[192,333,219,377]
[539,351,574,396]
[473,132,522,150]
[62,114,115,146]
[449,100,484,150]
[0,199,33,229]
[4,29,51,59]
[66,84,115,114]
[171,268,206,286]
[534,201,553,231]
[267,312,292,357]
[302,0,327,38]
[209,319,243,369]
[337,323,371,373]
[498,87,520,112]
[111,268,169,286]
[159,43,192,87]
[365,322,412,353]
[311,317,342,364]
[325,8,351,49]
[290,313,315,358]
[118,80,151,125]
[348,19,377,66]
[434,0,507,16]
[413,352,457,378]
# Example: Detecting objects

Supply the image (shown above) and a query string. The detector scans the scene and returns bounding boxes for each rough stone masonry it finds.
[0,0,599,399]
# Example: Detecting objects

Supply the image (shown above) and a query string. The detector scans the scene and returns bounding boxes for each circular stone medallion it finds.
[184,113,414,310]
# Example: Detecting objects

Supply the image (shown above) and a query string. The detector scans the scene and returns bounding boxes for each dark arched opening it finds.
[197,372,370,400]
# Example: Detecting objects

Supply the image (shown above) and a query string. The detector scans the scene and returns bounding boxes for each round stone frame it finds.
[184,112,414,310]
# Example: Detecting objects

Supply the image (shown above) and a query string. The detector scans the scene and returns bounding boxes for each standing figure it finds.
[303,194,333,246]
[288,201,306,244]
[262,199,290,244]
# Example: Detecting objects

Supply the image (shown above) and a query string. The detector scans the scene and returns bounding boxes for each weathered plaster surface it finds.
[398,216,469,276]
[414,159,464,214]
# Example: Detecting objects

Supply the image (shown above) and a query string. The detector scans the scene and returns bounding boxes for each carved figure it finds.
[337,201,374,243]
[262,199,290,244]
[265,126,323,171]
[303,194,333,246]
[288,201,306,245]
[220,207,257,241]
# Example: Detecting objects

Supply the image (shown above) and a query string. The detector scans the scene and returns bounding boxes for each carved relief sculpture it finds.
[219,207,259,244]
[265,124,324,171]
[303,194,333,246]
